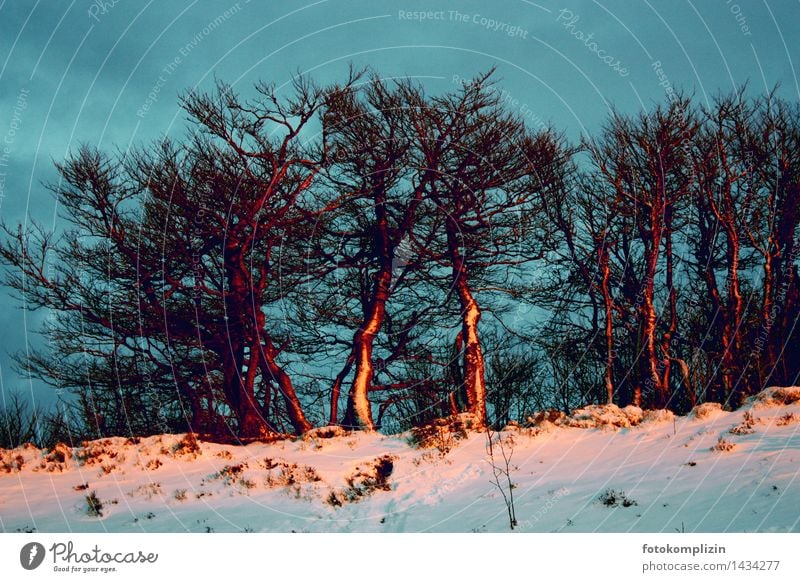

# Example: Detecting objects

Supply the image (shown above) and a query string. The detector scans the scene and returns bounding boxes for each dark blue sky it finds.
[1,0,799,410]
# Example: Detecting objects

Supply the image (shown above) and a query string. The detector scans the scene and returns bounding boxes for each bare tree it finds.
[315,77,434,429]
[741,95,800,394]
[407,73,570,425]
[0,392,41,449]
[586,98,697,408]
[485,424,517,530]
[689,92,759,404]
[0,77,356,439]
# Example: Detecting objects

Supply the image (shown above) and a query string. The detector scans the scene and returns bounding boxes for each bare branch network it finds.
[1,71,799,444]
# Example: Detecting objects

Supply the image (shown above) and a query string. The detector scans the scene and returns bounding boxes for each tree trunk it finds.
[723,233,744,404]
[343,184,395,430]
[695,190,726,402]
[641,204,665,408]
[222,342,272,439]
[640,267,663,408]
[459,283,486,424]
[177,379,203,433]
[659,208,678,409]
[329,352,354,425]
[672,356,694,409]
[761,233,778,376]
[222,244,245,429]
[342,267,391,430]
[449,331,466,413]
[447,227,487,426]
[221,350,270,439]
[260,338,313,435]
[598,240,615,405]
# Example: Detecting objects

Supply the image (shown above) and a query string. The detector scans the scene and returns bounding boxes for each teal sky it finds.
[1,0,799,409]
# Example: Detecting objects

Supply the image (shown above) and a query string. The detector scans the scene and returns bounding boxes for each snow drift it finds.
[1,388,799,533]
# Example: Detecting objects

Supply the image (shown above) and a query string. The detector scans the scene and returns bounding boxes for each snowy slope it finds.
[1,388,799,533]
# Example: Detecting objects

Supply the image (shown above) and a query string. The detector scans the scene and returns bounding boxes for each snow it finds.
[1,389,799,533]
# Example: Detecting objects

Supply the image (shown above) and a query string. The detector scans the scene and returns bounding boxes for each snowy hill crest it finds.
[2,388,799,533]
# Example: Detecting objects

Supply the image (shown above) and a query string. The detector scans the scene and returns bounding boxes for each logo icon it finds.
[20,542,46,570]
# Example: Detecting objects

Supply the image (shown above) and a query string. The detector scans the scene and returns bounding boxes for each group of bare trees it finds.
[548,90,800,413]
[1,71,798,443]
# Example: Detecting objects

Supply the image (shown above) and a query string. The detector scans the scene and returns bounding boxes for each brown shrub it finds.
[40,442,73,472]
[711,437,736,452]
[334,455,396,504]
[76,440,123,466]
[730,411,759,435]
[0,452,25,473]
[261,459,321,489]
[772,387,800,405]
[410,414,477,453]
[692,402,724,420]
[172,433,202,458]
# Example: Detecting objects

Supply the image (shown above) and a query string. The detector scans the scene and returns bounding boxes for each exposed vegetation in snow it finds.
[1,388,799,533]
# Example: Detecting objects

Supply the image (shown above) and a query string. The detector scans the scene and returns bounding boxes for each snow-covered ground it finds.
[2,387,799,533]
